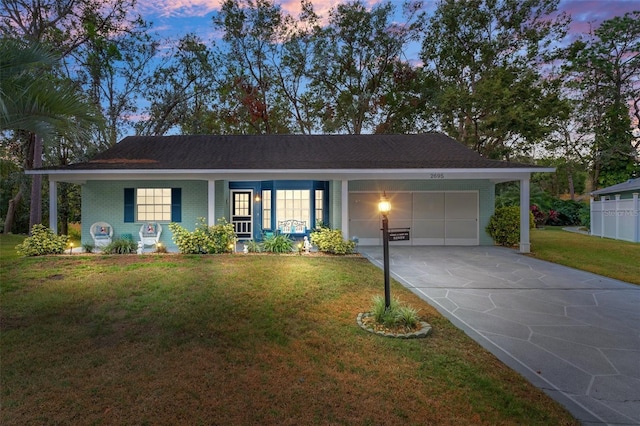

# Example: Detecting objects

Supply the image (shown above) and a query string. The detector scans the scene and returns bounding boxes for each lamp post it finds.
[378,195,391,310]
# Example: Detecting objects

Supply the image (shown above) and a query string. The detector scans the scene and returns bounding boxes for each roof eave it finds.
[29,167,554,184]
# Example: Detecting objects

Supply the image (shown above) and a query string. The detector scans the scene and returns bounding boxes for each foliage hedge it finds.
[16,224,69,256]
[169,218,235,254]
[486,206,534,247]
[310,227,356,255]
[495,182,589,226]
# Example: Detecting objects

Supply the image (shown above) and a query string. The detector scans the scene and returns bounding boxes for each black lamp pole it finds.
[382,212,391,310]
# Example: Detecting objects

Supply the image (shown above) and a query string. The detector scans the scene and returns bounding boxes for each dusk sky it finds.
[133,0,640,55]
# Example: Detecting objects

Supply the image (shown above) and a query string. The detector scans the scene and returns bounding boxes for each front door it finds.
[231,190,253,239]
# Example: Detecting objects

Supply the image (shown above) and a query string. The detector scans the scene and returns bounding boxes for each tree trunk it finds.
[566,162,576,201]
[59,183,69,235]
[567,172,575,201]
[29,134,43,232]
[3,186,24,234]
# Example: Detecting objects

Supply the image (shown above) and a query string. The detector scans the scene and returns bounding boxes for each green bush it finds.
[245,240,261,253]
[169,218,236,254]
[370,296,420,329]
[310,227,356,254]
[82,243,94,253]
[549,199,590,226]
[16,224,69,256]
[486,206,534,247]
[262,233,293,253]
[67,226,82,243]
[102,238,137,254]
[579,207,591,229]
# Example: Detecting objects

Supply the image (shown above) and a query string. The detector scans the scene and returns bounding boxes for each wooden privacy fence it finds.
[590,193,640,243]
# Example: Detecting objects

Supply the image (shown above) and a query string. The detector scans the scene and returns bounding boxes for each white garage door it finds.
[349,192,479,246]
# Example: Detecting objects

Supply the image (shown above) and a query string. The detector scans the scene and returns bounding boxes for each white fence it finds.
[590,193,640,242]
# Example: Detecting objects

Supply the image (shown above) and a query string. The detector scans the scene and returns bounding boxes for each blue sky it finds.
[133,0,640,55]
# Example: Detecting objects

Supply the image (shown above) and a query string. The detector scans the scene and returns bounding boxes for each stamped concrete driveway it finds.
[360,245,640,426]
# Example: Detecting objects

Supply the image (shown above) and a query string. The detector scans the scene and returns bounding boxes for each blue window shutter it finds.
[124,188,135,222]
[171,188,182,222]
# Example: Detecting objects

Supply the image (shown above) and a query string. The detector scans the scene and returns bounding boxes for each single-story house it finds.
[30,133,552,253]
[590,178,640,242]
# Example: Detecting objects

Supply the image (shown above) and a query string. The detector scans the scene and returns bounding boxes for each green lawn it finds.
[530,227,640,285]
[0,234,26,261]
[0,235,577,425]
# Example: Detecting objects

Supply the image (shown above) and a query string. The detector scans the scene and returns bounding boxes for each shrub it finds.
[370,296,420,329]
[82,243,94,253]
[16,224,69,256]
[103,238,137,254]
[169,222,208,254]
[579,208,591,229]
[204,218,236,254]
[262,233,293,253]
[310,227,356,254]
[245,240,261,253]
[169,218,236,254]
[549,199,589,226]
[67,226,82,243]
[486,206,534,247]
[530,204,547,227]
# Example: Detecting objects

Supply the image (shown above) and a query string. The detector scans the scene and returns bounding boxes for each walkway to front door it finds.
[360,245,640,426]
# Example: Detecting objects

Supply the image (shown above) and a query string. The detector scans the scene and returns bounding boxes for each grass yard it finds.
[0,235,577,425]
[530,227,640,285]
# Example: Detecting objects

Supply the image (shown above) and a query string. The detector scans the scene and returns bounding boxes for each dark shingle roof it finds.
[62,133,538,170]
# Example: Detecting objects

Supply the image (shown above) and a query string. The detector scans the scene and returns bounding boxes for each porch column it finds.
[341,180,349,238]
[519,177,530,253]
[208,180,216,225]
[49,180,58,234]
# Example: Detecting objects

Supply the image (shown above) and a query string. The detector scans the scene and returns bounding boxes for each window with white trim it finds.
[262,190,272,229]
[315,189,324,226]
[276,190,310,226]
[137,188,171,221]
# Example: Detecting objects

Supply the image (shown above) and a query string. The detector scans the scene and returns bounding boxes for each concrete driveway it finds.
[360,245,640,426]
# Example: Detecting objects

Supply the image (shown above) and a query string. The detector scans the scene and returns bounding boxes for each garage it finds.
[349,191,479,246]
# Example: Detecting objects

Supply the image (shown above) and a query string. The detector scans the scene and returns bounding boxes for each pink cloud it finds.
[136,0,220,18]
[559,0,639,33]
[136,0,385,20]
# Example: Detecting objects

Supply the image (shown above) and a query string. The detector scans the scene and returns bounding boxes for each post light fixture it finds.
[378,194,391,310]
[69,242,74,255]
[378,196,391,215]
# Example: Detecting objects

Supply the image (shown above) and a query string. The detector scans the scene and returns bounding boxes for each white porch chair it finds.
[90,222,113,248]
[139,222,162,248]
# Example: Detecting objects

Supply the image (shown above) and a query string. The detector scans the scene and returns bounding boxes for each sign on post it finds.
[388,228,410,241]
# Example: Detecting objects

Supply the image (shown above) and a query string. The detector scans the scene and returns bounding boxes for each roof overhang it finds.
[28,167,555,184]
